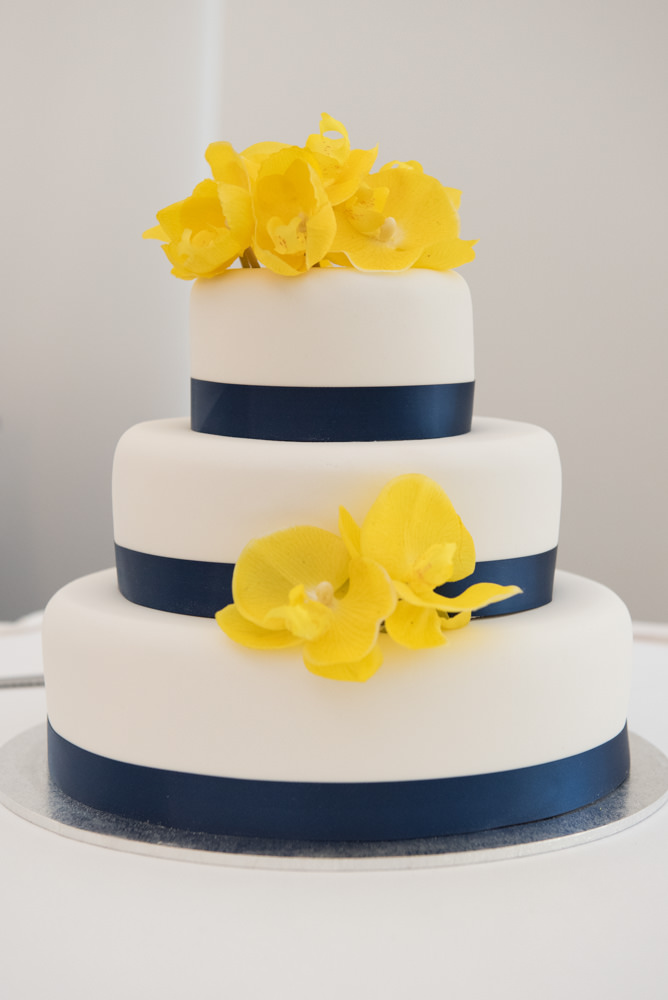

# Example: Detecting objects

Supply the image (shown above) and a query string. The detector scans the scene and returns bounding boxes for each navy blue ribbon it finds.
[115,545,234,618]
[47,720,630,841]
[115,544,557,619]
[191,379,475,441]
[438,547,557,617]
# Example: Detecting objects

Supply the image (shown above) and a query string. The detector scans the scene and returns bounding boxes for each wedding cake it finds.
[42,117,632,842]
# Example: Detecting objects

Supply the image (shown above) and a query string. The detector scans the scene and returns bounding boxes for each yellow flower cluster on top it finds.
[143,114,476,278]
[216,475,520,682]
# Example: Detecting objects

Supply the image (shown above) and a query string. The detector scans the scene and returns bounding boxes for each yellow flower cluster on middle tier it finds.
[216,475,521,682]
[144,114,476,278]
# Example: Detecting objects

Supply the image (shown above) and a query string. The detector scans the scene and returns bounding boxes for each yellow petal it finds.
[416,238,477,272]
[439,582,523,612]
[205,141,250,190]
[413,187,476,271]
[306,113,350,163]
[385,602,447,649]
[323,252,354,267]
[325,146,378,205]
[441,610,472,630]
[216,182,254,245]
[243,141,290,161]
[305,203,339,268]
[338,506,361,558]
[410,542,457,594]
[360,474,476,586]
[318,113,349,142]
[155,179,220,236]
[380,160,424,173]
[338,181,388,234]
[241,141,290,181]
[252,244,306,277]
[166,257,197,280]
[305,115,378,206]
[393,579,521,613]
[254,149,320,216]
[162,234,239,278]
[304,642,383,683]
[232,526,350,628]
[444,187,461,210]
[142,224,168,241]
[215,604,301,649]
[304,557,395,667]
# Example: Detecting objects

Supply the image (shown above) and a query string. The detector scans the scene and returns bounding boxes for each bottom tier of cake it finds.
[43,569,632,841]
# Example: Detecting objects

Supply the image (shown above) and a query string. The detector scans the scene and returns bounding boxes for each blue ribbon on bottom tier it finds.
[115,544,557,618]
[47,721,630,841]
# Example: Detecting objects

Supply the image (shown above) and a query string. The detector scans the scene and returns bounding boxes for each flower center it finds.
[376,216,398,242]
[267,213,307,255]
[313,581,335,606]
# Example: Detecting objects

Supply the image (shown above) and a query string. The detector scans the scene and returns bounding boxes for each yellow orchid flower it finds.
[305,113,378,206]
[329,162,475,272]
[339,475,521,650]
[143,143,253,279]
[216,526,396,682]
[145,119,477,278]
[251,146,337,275]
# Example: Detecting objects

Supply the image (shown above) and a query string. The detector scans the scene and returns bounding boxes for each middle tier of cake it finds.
[113,416,561,618]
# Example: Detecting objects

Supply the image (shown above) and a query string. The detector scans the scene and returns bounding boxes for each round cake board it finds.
[0,726,666,872]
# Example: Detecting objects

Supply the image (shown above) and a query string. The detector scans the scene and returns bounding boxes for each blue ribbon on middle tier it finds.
[115,545,557,619]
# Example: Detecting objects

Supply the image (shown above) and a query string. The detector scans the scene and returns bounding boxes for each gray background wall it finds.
[2,0,667,622]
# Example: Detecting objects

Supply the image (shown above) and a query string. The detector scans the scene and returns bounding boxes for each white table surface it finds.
[1,618,667,1000]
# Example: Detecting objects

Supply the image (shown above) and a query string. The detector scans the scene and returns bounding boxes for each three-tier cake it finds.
[41,118,632,842]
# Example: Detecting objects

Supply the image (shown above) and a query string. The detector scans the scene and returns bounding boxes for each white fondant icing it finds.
[190,268,474,387]
[43,570,632,784]
[112,417,561,563]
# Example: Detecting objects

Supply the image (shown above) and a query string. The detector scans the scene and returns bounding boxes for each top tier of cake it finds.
[189,268,475,441]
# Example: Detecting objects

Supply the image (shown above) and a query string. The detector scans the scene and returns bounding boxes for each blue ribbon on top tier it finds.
[191,379,475,441]
[115,545,557,619]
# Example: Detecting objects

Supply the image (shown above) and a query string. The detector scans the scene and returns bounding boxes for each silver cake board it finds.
[0,725,666,872]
